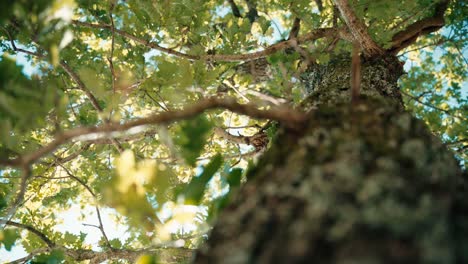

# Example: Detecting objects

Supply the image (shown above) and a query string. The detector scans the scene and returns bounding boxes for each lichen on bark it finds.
[300,55,404,110]
[194,55,467,263]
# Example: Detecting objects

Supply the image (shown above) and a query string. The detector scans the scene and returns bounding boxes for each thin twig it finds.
[108,7,116,93]
[0,219,55,247]
[5,248,50,264]
[57,163,113,248]
[228,0,242,18]
[397,38,446,56]
[452,41,468,67]
[288,18,301,40]
[1,166,31,226]
[144,90,169,111]
[314,0,324,12]
[2,25,124,153]
[72,20,340,62]
[245,0,259,24]
[446,139,468,146]
[402,91,467,121]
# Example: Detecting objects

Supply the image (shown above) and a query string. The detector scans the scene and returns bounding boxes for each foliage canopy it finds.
[0,0,466,263]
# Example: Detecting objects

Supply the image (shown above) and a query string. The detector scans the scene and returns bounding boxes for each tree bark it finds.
[194,55,468,263]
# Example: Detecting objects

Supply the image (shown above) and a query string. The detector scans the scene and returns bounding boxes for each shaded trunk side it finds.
[194,56,467,264]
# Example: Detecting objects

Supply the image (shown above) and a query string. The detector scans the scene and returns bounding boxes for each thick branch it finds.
[389,0,449,54]
[214,127,249,145]
[1,98,306,167]
[73,129,159,145]
[2,218,191,263]
[214,127,269,153]
[6,246,193,264]
[73,247,193,263]
[2,210,191,262]
[333,0,384,56]
[72,20,338,62]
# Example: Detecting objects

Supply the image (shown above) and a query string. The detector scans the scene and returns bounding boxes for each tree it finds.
[0,0,466,263]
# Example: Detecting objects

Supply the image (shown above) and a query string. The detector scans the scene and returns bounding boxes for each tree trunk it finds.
[194,55,468,263]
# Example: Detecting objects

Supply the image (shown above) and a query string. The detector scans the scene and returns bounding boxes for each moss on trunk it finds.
[194,55,467,263]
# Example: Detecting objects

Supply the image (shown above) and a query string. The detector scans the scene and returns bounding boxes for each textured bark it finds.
[194,55,468,263]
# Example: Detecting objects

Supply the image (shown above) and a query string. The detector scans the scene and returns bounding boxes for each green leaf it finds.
[42,187,79,207]
[173,115,213,166]
[62,232,78,245]
[207,194,231,223]
[226,168,242,187]
[0,194,7,211]
[316,53,330,64]
[31,249,65,264]
[109,238,122,249]
[0,56,54,140]
[136,254,158,264]
[0,229,19,251]
[148,165,178,205]
[257,16,271,34]
[181,154,223,205]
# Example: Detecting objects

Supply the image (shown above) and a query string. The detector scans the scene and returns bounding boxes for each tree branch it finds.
[446,139,468,147]
[1,166,31,225]
[68,247,193,263]
[314,0,324,12]
[245,0,259,24]
[401,91,467,122]
[2,218,191,263]
[2,26,124,152]
[6,246,193,264]
[58,61,123,154]
[6,248,49,264]
[214,127,255,145]
[0,219,55,247]
[59,62,103,112]
[56,61,125,152]
[72,20,339,61]
[107,1,117,94]
[70,129,159,145]
[333,0,384,56]
[1,98,306,167]
[288,18,301,40]
[2,26,102,113]
[388,0,449,54]
[58,164,114,246]
[228,0,242,18]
